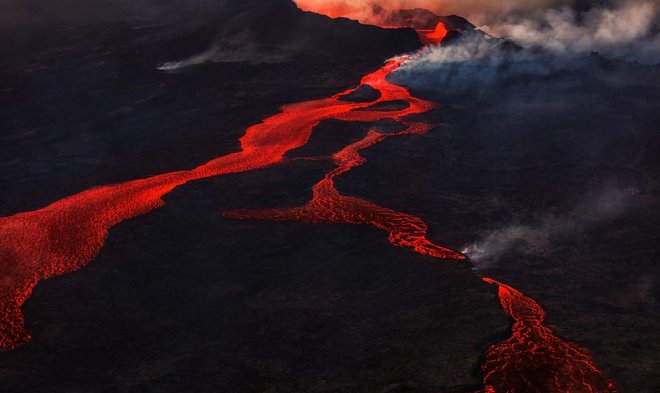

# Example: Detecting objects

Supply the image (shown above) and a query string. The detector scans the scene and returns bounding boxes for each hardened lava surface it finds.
[2,1,659,392]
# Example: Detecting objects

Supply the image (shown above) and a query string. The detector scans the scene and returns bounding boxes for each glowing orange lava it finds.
[225,56,464,260]
[294,1,447,46]
[222,53,619,393]
[421,22,448,45]
[0,11,621,393]
[225,126,463,260]
[223,56,464,261]
[221,40,619,393]
[472,278,620,393]
[0,55,462,350]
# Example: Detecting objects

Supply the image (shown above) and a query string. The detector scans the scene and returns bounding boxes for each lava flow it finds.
[0,9,620,393]
[223,42,619,393]
[220,12,619,393]
[225,53,462,260]
[224,80,620,393]
[225,127,463,260]
[0,55,460,350]
[472,278,620,393]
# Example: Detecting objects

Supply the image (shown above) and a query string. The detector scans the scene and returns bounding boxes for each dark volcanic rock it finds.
[341,60,660,393]
[0,0,418,215]
[0,0,421,61]
[2,1,657,393]
[338,85,381,102]
[441,30,464,46]
[0,1,499,393]
[378,8,475,32]
[204,0,422,58]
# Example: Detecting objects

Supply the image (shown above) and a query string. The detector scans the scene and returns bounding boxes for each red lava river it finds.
[0,21,619,393]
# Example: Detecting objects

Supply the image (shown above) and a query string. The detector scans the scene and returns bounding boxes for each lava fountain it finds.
[419,22,449,45]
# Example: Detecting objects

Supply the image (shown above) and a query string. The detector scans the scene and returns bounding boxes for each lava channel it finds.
[0,13,622,393]
[220,14,620,393]
[0,56,458,350]
[225,52,463,259]
[225,126,463,260]
[464,278,621,393]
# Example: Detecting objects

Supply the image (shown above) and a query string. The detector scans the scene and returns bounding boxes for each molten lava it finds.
[421,22,449,45]
[293,1,448,46]
[225,127,462,260]
[475,278,620,393]
[225,56,463,259]
[0,56,462,351]
[0,8,621,393]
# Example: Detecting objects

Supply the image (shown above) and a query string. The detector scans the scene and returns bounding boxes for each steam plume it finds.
[158,41,290,71]
[480,1,660,64]
[293,0,617,26]
[296,0,659,64]
[462,186,638,266]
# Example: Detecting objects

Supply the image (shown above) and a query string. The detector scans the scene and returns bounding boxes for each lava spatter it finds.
[419,22,449,45]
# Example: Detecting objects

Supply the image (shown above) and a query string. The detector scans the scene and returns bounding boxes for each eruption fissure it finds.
[0,12,620,393]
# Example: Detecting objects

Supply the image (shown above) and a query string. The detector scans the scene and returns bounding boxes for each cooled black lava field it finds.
[1,1,659,392]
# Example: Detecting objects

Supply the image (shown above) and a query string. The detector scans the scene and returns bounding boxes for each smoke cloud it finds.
[462,186,639,266]
[480,0,660,64]
[392,32,558,97]
[391,1,660,101]
[158,38,291,71]
[158,47,289,71]
[296,1,659,64]
[294,0,572,26]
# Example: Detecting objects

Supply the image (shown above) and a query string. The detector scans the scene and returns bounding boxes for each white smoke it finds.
[392,1,659,97]
[462,186,639,266]
[294,0,583,27]
[157,28,294,71]
[393,31,571,97]
[480,0,660,64]
[158,44,290,71]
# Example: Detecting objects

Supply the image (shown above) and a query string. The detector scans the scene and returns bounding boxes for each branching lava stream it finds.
[0,16,619,393]
[473,278,620,393]
[0,56,455,351]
